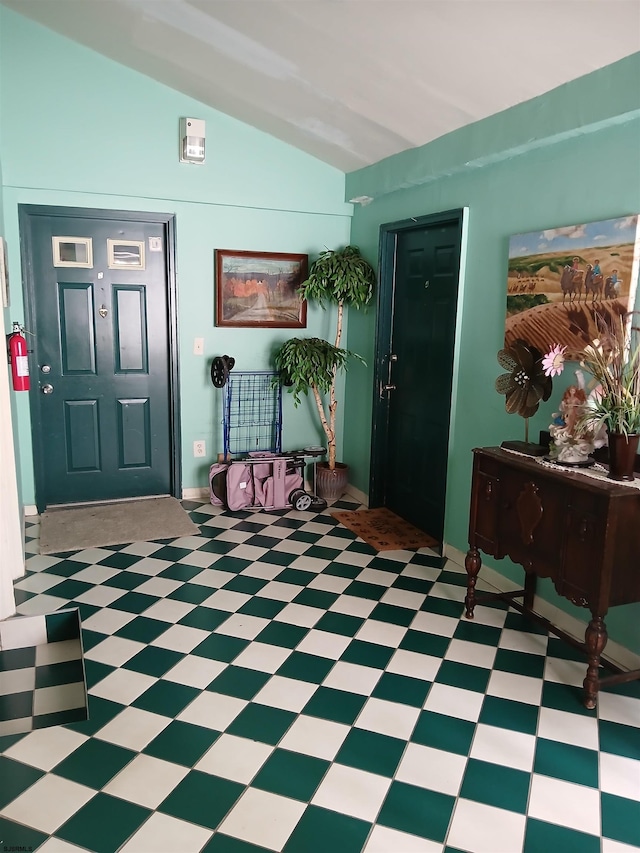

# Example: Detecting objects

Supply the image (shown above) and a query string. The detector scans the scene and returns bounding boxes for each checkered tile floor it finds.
[1,499,639,853]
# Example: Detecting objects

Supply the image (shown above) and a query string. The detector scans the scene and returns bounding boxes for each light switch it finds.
[194,337,204,356]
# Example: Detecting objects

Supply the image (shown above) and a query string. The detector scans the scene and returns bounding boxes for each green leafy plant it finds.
[274,246,375,469]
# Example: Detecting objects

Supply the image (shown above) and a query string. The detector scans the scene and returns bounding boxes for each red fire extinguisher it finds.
[8,322,30,391]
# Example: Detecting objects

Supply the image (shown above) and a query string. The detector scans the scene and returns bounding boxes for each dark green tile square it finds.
[540,680,595,716]
[304,545,341,560]
[44,559,88,577]
[601,792,640,847]
[368,556,402,574]
[460,758,529,813]
[378,780,454,842]
[411,710,475,755]
[244,535,280,549]
[147,545,193,562]
[372,671,431,707]
[336,728,405,777]
[494,648,545,679]
[207,666,271,699]
[112,591,159,614]
[197,539,237,555]
[103,571,149,591]
[0,646,36,671]
[123,646,184,678]
[192,633,249,662]
[313,612,364,637]
[220,575,268,595]
[46,578,93,599]
[202,834,272,853]
[261,551,298,568]
[345,541,376,556]
[438,569,468,587]
[302,686,367,725]
[114,615,172,644]
[533,738,598,788]
[435,660,490,693]
[97,552,145,570]
[79,628,107,652]
[340,639,394,669]
[479,695,539,736]
[159,563,204,582]
[504,611,548,636]
[168,582,217,604]
[323,563,362,579]
[0,690,33,721]
[292,588,339,609]
[283,804,371,853]
[0,816,47,851]
[392,575,433,595]
[65,695,124,736]
[276,652,334,684]
[400,629,450,657]
[57,792,150,853]
[238,597,288,619]
[369,602,415,627]
[35,658,85,689]
[344,580,386,600]
[159,769,243,830]
[275,568,316,586]
[179,607,231,632]
[289,530,322,545]
[453,620,502,646]
[54,738,136,788]
[45,610,80,642]
[599,719,640,761]
[255,622,309,649]
[524,818,599,853]
[143,720,220,767]
[34,706,88,729]
[213,555,253,574]
[420,597,463,618]
[0,757,44,809]
[227,704,296,745]
[253,748,329,800]
[132,680,199,717]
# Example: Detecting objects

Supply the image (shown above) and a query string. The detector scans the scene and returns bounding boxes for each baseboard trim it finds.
[445,545,640,672]
[182,487,210,501]
[24,505,38,517]
[345,484,368,506]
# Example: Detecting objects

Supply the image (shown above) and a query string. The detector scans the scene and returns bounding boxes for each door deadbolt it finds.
[41,384,54,394]
[41,364,51,374]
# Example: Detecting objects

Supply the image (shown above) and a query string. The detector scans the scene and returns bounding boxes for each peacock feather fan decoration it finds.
[496,340,552,447]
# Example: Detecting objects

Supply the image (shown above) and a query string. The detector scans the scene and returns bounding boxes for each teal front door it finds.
[20,206,179,511]
[370,211,463,543]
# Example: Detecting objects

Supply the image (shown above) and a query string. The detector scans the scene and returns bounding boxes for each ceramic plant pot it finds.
[315,461,349,502]
[607,432,640,481]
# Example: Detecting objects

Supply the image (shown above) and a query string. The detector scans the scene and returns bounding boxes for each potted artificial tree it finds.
[274,245,376,500]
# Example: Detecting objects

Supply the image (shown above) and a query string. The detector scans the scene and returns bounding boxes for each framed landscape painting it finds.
[215,249,308,328]
[505,215,640,359]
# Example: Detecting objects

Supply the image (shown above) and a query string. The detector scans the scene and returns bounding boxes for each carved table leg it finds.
[523,571,537,611]
[583,613,608,709]
[464,547,481,619]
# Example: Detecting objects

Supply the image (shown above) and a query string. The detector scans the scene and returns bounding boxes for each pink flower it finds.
[542,344,567,377]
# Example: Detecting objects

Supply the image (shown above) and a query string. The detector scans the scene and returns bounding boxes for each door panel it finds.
[22,208,176,509]
[371,214,462,543]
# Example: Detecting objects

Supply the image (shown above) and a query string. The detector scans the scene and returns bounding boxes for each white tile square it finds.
[215,613,271,640]
[81,608,135,635]
[74,585,127,607]
[177,691,246,730]
[256,581,304,602]
[253,675,317,713]
[471,604,509,629]
[598,692,640,729]
[119,812,212,853]
[364,825,442,852]
[446,798,527,853]
[126,557,172,577]
[498,627,548,656]
[133,577,184,597]
[385,648,441,682]
[537,707,599,750]
[409,610,458,638]
[24,555,62,574]
[37,837,91,853]
[470,723,536,772]
[312,763,391,821]
[142,599,195,624]
[290,556,330,573]
[103,754,188,809]
[201,589,251,612]
[307,574,352,594]
[602,839,640,853]
[445,638,497,669]
[232,642,292,674]
[178,551,221,568]
[528,773,601,835]
[354,620,407,648]
[191,569,236,590]
[423,683,484,722]
[83,636,145,667]
[323,661,382,695]
[219,787,306,850]
[229,544,269,561]
[0,667,35,696]
[95,706,170,750]
[355,697,420,740]
[357,568,396,587]
[279,714,350,759]
[543,656,588,687]
[88,668,156,705]
[400,564,441,582]
[195,734,273,783]
[33,682,86,716]
[599,753,640,800]
[14,573,65,594]
[486,669,543,706]
[335,550,374,568]
[151,624,211,653]
[66,548,113,564]
[427,581,466,602]
[241,562,284,581]
[396,742,467,795]
[273,603,324,628]
[5,727,88,771]
[0,774,95,834]
[0,614,47,648]
[35,639,83,666]
[163,655,227,689]
[380,587,426,610]
[296,629,352,660]
[329,595,377,618]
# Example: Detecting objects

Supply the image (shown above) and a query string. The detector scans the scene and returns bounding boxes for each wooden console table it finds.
[465,446,640,708]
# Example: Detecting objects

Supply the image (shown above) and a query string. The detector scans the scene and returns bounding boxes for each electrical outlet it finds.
[193,440,206,458]
[194,337,204,356]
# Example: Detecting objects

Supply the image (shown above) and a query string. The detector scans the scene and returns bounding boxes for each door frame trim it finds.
[19,204,181,512]
[369,208,465,508]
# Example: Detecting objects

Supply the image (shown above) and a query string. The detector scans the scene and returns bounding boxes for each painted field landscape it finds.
[505,216,639,360]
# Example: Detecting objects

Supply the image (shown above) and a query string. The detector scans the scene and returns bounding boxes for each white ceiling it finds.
[3,0,640,171]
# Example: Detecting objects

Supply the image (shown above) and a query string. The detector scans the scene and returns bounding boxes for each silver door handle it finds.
[382,384,396,391]
[41,384,54,394]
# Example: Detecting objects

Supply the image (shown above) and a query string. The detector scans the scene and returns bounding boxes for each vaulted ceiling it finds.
[3,0,640,171]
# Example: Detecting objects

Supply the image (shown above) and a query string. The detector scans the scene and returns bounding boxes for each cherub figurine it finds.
[549,372,597,463]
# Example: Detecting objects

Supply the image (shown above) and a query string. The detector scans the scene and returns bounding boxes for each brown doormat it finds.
[39,496,199,555]
[331,507,439,552]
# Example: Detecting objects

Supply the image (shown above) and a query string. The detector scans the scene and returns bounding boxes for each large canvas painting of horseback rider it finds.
[505,215,640,359]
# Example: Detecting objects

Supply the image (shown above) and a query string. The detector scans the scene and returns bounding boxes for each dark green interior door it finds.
[372,214,462,543]
[24,210,174,509]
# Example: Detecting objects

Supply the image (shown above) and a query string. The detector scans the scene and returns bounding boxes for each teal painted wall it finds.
[0,8,352,504]
[345,54,640,654]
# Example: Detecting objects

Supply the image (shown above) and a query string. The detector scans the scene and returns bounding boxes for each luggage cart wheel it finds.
[289,489,313,511]
[210,355,235,388]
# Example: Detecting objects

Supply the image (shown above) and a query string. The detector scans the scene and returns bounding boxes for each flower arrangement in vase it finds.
[542,310,640,479]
